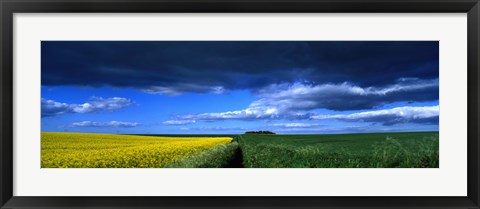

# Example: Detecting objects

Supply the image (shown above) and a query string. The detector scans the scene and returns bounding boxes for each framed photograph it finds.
[1,0,479,208]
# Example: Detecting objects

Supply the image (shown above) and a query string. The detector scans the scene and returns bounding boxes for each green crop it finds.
[238,132,439,168]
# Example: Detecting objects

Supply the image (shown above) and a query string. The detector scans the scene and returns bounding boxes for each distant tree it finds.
[244,131,276,135]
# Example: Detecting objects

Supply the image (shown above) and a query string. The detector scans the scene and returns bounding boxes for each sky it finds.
[41,41,439,134]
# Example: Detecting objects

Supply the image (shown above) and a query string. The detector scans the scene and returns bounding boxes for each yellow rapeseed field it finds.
[41,132,233,168]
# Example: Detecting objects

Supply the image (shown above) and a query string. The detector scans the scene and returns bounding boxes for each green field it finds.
[237,132,439,168]
[41,131,439,168]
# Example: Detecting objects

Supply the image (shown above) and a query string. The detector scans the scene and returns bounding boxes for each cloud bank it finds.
[270,123,323,128]
[163,78,438,125]
[311,105,439,125]
[69,121,140,127]
[179,126,248,131]
[166,105,438,126]
[253,78,438,111]
[41,97,133,117]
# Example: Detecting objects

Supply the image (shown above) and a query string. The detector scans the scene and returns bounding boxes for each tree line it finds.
[244,131,276,135]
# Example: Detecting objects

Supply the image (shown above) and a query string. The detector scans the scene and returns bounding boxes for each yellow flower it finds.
[41,132,232,168]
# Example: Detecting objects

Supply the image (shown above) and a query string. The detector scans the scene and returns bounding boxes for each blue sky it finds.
[41,41,439,134]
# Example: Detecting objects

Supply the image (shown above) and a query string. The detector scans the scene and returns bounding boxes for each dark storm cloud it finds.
[42,41,439,93]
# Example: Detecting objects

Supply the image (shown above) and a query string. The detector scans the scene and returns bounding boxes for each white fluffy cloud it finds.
[270,123,323,128]
[142,85,225,96]
[41,99,71,117]
[70,121,140,128]
[311,105,439,125]
[162,120,197,125]
[171,108,286,122]
[42,97,133,117]
[178,126,248,131]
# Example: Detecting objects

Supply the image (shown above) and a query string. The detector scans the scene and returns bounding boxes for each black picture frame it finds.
[1,0,479,208]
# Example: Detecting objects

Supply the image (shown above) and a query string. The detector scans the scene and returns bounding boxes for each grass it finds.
[238,132,439,168]
[165,142,239,168]
[41,132,233,168]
